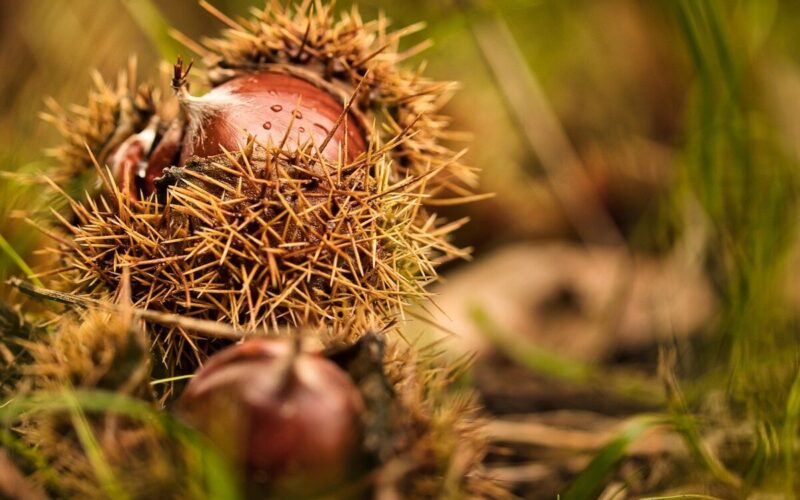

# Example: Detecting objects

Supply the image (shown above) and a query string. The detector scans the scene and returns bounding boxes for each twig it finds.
[6,277,286,341]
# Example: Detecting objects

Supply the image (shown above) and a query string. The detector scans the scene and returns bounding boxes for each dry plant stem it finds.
[7,277,265,341]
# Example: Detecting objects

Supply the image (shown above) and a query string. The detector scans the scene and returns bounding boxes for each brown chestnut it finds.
[108,126,156,200]
[109,120,184,201]
[179,72,366,165]
[177,339,365,495]
[144,121,183,193]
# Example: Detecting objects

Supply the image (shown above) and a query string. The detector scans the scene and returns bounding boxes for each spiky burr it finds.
[45,2,472,370]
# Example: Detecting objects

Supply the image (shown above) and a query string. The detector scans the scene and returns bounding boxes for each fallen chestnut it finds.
[177,339,365,496]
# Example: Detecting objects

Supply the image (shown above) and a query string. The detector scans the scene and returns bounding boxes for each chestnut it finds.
[108,125,156,200]
[144,121,183,193]
[109,119,183,201]
[177,339,365,496]
[178,72,367,165]
[110,70,366,201]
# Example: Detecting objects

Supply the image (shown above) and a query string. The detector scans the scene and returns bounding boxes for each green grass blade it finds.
[470,305,592,383]
[0,232,42,287]
[65,392,130,500]
[669,413,742,489]
[782,368,800,496]
[470,305,663,405]
[563,415,666,500]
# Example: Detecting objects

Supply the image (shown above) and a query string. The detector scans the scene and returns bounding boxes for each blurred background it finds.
[2,0,800,498]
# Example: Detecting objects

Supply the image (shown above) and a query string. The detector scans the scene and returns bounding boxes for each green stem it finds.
[0,232,42,287]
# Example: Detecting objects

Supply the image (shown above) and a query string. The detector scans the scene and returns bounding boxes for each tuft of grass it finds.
[781,368,800,494]
[671,0,799,493]
[0,389,242,499]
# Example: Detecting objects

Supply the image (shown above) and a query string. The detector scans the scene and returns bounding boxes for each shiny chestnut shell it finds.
[180,72,367,165]
[178,339,364,491]
[112,72,366,200]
